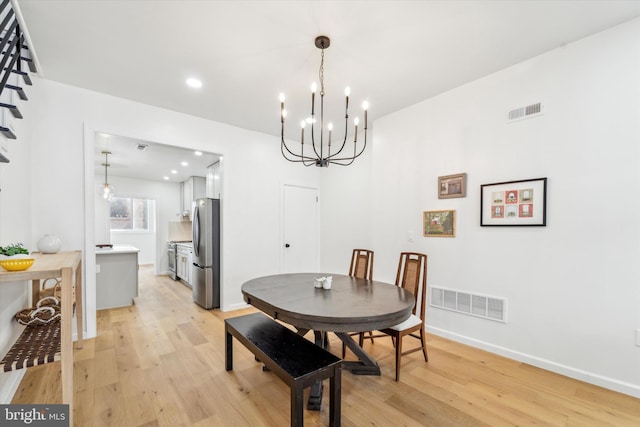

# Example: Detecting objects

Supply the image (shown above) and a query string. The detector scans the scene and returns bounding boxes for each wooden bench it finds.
[225,312,342,427]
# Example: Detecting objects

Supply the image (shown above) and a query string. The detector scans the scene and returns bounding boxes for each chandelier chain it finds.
[319,48,325,96]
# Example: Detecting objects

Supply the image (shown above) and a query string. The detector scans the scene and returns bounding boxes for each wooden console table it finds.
[0,251,83,424]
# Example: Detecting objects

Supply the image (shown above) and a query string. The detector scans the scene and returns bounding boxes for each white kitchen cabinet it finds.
[206,160,223,199]
[176,243,192,286]
[181,176,206,214]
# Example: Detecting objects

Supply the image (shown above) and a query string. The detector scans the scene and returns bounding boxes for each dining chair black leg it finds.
[395,334,403,382]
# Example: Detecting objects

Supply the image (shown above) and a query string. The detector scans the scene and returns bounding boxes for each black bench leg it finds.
[291,383,304,427]
[329,367,341,427]
[225,327,233,371]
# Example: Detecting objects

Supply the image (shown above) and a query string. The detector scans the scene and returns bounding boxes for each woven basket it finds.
[15,296,61,327]
[39,278,62,299]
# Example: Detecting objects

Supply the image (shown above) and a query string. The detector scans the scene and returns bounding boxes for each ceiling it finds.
[94,133,219,183]
[16,0,640,180]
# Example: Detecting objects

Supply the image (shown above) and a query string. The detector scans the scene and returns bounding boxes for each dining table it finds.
[241,272,415,409]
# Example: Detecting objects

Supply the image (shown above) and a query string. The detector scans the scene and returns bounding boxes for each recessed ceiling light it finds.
[163,176,169,180]
[194,151,203,156]
[181,161,188,166]
[186,78,202,89]
[171,170,177,174]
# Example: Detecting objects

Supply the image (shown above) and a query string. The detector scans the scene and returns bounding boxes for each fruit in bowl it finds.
[0,243,34,271]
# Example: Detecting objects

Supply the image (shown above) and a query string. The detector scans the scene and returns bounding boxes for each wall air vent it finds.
[430,286,507,322]
[507,102,543,122]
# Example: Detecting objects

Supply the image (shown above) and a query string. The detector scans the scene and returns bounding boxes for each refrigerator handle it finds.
[193,204,200,258]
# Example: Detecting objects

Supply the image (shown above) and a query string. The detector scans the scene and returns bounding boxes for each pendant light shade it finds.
[101,151,116,201]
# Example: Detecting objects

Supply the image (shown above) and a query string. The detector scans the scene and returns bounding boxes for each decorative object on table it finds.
[0,242,29,258]
[100,150,116,200]
[15,296,61,327]
[313,276,333,289]
[480,177,547,226]
[423,210,456,237]
[0,243,34,271]
[279,35,369,167]
[0,258,34,271]
[37,234,62,254]
[438,173,467,199]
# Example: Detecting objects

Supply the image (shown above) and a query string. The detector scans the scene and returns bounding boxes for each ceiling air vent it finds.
[507,102,543,122]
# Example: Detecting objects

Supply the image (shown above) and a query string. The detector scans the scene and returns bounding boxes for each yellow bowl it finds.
[0,258,35,271]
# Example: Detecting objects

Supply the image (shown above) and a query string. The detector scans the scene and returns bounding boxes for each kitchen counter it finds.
[96,244,141,255]
[96,245,139,309]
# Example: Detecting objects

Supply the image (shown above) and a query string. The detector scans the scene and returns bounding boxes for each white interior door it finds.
[282,184,319,273]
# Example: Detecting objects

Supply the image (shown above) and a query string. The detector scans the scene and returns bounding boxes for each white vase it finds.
[37,234,62,254]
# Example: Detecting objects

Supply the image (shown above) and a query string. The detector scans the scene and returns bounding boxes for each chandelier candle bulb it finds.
[279,93,285,122]
[345,86,350,110]
[363,101,369,129]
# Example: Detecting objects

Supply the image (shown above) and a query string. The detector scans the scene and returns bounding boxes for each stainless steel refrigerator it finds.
[191,198,220,309]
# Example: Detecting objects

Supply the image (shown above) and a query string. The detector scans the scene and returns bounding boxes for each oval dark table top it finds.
[241,273,415,332]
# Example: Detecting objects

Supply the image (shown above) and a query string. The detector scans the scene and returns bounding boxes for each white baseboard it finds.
[426,325,640,399]
[222,302,250,312]
[0,370,26,404]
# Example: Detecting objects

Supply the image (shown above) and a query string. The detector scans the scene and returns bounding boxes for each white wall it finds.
[0,83,35,401]
[18,78,319,341]
[319,142,373,274]
[350,18,638,397]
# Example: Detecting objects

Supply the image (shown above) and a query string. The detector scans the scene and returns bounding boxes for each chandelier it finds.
[279,36,368,167]
[101,150,115,200]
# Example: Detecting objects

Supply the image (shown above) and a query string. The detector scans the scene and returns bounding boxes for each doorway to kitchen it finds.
[93,132,222,275]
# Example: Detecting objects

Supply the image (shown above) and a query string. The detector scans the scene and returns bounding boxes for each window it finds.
[110,197,150,231]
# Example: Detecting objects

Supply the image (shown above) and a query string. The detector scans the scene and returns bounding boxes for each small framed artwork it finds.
[480,177,547,226]
[438,173,467,199]
[423,210,456,237]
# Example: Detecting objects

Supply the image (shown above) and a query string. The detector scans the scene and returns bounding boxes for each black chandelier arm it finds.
[325,130,368,165]
[323,111,351,161]
[309,121,322,159]
[281,137,321,167]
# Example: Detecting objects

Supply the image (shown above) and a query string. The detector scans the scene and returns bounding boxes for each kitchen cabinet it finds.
[206,160,223,199]
[96,245,139,309]
[181,176,206,214]
[176,243,192,286]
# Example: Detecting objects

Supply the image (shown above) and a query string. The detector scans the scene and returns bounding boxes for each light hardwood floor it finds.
[12,265,640,426]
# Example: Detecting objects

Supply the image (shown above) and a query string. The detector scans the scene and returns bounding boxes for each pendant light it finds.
[101,151,115,200]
